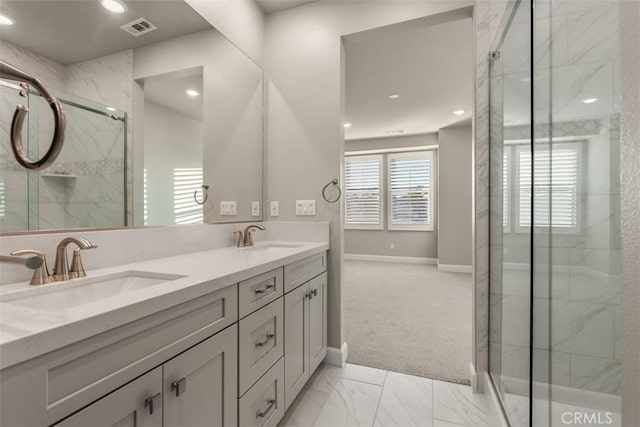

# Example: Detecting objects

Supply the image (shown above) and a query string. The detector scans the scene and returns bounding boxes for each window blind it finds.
[503,150,510,230]
[518,145,579,230]
[173,167,204,225]
[388,151,433,230]
[344,155,383,229]
[143,169,148,225]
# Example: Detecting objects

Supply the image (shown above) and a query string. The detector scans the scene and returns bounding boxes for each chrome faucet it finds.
[53,237,97,281]
[234,224,265,247]
[242,224,265,247]
[1,251,51,285]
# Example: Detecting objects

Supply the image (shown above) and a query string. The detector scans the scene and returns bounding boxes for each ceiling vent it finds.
[120,18,157,37]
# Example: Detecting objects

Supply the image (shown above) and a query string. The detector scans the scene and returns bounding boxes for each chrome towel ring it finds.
[1,60,66,170]
[322,178,342,203]
[194,185,209,205]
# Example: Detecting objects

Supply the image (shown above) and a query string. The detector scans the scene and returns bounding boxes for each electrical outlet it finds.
[220,201,237,216]
[252,201,260,217]
[296,200,316,216]
[270,201,279,217]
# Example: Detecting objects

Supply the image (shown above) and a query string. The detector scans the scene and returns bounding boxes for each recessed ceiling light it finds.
[186,89,199,97]
[582,98,597,104]
[388,94,400,99]
[344,123,352,128]
[453,110,466,115]
[106,107,117,112]
[101,0,127,14]
[0,14,15,25]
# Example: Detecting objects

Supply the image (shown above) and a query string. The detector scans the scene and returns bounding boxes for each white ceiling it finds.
[344,14,473,140]
[144,71,203,122]
[255,0,317,14]
[0,0,212,65]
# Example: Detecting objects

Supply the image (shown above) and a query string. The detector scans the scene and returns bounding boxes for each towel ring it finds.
[194,185,209,205]
[322,179,342,203]
[1,60,66,170]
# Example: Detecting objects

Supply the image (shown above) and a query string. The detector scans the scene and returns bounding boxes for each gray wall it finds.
[437,124,472,266]
[265,1,474,350]
[344,134,438,259]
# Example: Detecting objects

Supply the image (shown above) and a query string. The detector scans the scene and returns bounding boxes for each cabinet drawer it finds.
[284,252,326,293]
[0,285,237,427]
[239,358,285,427]
[239,268,283,318]
[239,298,284,396]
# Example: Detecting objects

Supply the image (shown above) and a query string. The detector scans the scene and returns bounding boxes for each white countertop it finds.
[0,241,329,370]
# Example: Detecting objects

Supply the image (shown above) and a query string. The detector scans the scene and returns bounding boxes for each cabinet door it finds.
[163,325,238,427]
[283,283,310,409]
[308,272,328,374]
[54,367,162,427]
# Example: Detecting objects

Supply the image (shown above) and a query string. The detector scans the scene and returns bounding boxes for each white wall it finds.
[143,101,203,225]
[438,124,473,267]
[265,0,474,350]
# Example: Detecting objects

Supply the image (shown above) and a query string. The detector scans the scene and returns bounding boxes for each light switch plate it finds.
[270,201,279,217]
[220,201,237,216]
[296,200,316,216]
[251,201,260,217]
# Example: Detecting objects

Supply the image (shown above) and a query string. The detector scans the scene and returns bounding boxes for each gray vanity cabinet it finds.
[163,325,238,427]
[283,270,328,409]
[55,367,163,427]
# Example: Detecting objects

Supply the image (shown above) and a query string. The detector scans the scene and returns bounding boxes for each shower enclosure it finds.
[0,80,126,232]
[489,0,622,425]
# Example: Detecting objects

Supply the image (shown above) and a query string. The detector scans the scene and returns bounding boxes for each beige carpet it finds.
[345,260,472,385]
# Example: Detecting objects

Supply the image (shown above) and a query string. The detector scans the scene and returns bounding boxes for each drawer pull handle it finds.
[255,332,275,347]
[144,392,161,415]
[256,398,276,418]
[171,377,187,397]
[254,283,275,295]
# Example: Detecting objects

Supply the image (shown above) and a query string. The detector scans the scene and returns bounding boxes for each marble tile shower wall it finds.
[492,1,622,400]
[0,42,132,231]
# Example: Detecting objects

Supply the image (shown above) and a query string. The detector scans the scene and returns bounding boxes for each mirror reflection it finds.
[0,0,263,233]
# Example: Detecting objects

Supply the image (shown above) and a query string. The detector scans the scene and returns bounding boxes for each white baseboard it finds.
[325,342,348,368]
[469,362,479,393]
[438,263,472,273]
[344,254,437,264]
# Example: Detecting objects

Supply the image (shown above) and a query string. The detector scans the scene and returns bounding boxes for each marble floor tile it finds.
[307,364,344,393]
[312,378,382,427]
[342,363,388,386]
[433,421,465,427]
[373,371,434,427]
[280,388,331,427]
[433,380,492,427]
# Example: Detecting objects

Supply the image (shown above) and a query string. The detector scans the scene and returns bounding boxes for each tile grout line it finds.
[370,370,388,426]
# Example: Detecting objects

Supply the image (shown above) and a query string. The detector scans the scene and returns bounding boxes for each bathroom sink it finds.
[3,271,186,312]
[245,242,305,252]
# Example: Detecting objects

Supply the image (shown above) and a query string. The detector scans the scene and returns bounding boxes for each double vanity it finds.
[0,238,329,426]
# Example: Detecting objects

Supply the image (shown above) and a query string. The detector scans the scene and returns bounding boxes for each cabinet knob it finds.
[256,398,276,418]
[171,377,187,397]
[144,392,161,415]
[311,289,318,297]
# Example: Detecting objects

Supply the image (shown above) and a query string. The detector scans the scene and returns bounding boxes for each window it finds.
[344,155,383,229]
[388,151,434,231]
[0,179,5,219]
[503,150,510,231]
[143,169,148,226]
[173,167,204,225]
[515,143,581,232]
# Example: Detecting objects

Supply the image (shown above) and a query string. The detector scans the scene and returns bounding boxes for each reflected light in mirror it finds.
[0,14,15,25]
[186,89,200,97]
[101,0,127,14]
[582,98,598,104]
[344,123,353,128]
[388,93,400,99]
[453,109,466,115]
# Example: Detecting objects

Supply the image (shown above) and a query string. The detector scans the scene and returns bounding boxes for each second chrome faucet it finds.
[234,224,265,247]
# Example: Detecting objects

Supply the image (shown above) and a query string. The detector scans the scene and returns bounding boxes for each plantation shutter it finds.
[344,155,383,229]
[518,144,579,230]
[173,167,204,224]
[388,151,433,230]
